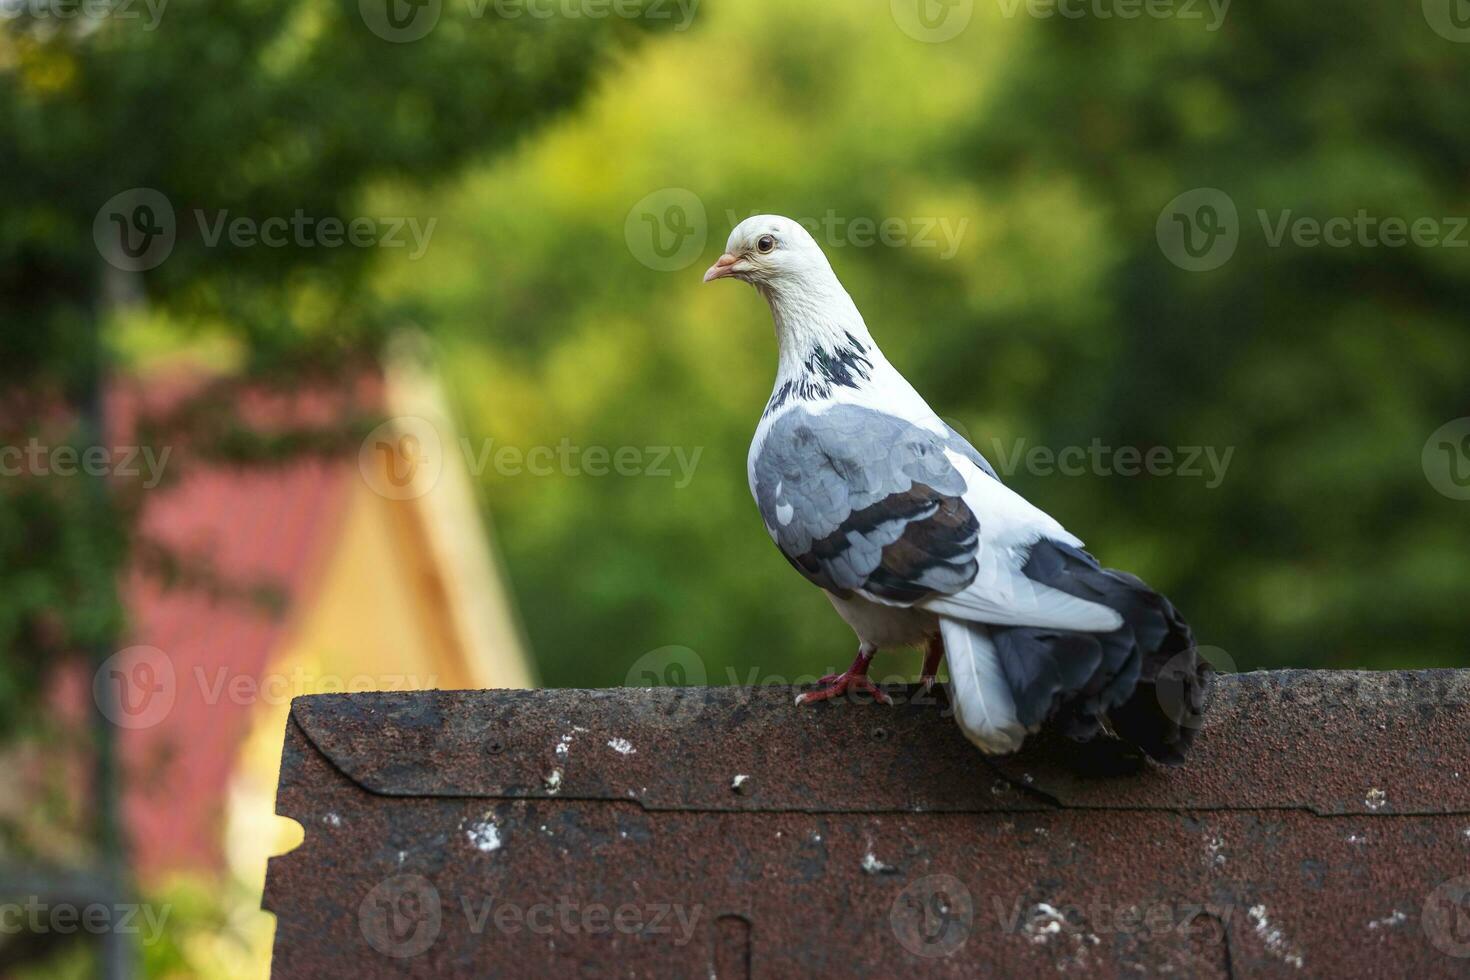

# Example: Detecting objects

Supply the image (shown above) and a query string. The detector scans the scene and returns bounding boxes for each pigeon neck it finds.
[760,278,881,385]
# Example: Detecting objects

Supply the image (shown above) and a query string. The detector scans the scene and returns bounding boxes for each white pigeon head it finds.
[703,215,835,290]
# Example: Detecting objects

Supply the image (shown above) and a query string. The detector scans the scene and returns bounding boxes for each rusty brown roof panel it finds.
[288,670,1470,815]
[264,671,1470,978]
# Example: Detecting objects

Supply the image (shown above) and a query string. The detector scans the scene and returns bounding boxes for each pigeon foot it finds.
[919,633,945,693]
[797,671,892,706]
[799,645,889,705]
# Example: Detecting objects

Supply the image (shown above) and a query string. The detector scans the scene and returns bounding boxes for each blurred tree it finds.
[0,3,670,972]
[0,0,669,734]
[946,7,1470,670]
[371,1,1470,693]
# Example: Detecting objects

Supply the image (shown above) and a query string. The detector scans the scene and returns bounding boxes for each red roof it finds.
[105,372,382,875]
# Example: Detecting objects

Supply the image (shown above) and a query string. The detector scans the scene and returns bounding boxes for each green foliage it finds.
[373,1,1470,688]
[0,4,664,735]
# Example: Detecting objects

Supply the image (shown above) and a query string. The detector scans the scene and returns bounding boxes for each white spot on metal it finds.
[1249,905,1304,969]
[465,816,502,853]
[607,737,636,755]
[861,853,895,875]
[1367,910,1406,930]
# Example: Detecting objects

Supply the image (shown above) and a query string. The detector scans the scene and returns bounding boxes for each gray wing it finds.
[752,405,980,604]
[941,421,1000,482]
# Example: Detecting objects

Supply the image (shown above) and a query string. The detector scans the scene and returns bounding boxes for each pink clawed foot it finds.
[919,633,944,693]
[799,646,890,706]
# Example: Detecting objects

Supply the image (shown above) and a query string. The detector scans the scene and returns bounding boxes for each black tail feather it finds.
[991,539,1212,764]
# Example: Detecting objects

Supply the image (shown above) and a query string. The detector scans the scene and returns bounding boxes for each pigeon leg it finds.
[920,633,945,692]
[799,644,891,706]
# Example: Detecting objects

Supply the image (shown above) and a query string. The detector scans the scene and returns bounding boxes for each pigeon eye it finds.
[757,235,776,254]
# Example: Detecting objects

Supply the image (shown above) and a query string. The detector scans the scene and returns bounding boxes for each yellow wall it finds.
[214,470,535,979]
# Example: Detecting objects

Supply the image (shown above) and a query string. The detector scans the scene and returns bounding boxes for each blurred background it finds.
[3,0,1469,975]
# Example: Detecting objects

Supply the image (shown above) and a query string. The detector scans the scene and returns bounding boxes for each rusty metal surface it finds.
[264,671,1470,978]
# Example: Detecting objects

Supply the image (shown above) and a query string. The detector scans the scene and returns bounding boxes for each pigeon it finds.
[704,215,1210,761]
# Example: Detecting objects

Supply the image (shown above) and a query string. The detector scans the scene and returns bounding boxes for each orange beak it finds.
[702,253,740,283]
